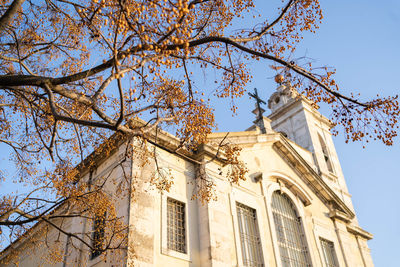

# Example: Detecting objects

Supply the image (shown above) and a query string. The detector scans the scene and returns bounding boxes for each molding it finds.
[208,131,355,220]
[272,137,355,219]
[346,225,373,240]
[77,119,228,179]
[229,189,269,267]
[160,192,192,262]
[266,171,313,206]
[268,95,334,129]
[329,209,351,223]
[263,182,317,267]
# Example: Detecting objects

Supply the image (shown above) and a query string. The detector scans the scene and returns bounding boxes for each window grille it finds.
[318,134,334,173]
[271,191,312,267]
[320,238,338,267]
[91,212,106,259]
[236,202,264,267]
[167,198,186,253]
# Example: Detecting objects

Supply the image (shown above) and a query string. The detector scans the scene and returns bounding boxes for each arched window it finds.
[271,191,312,267]
[318,134,334,173]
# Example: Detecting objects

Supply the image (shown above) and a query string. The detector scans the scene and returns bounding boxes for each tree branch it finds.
[0,0,24,33]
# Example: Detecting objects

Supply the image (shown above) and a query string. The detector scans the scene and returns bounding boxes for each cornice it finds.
[207,131,355,220]
[346,224,373,240]
[268,95,334,128]
[329,209,352,223]
[76,119,228,177]
[272,136,355,219]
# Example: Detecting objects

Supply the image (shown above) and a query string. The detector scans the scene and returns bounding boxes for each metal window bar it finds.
[236,202,264,267]
[320,238,339,267]
[167,198,186,253]
[91,212,106,259]
[271,192,312,267]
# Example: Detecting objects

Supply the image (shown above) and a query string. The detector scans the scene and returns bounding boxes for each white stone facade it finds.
[0,85,374,267]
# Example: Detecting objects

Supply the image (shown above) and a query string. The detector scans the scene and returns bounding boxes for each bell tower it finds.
[267,77,354,211]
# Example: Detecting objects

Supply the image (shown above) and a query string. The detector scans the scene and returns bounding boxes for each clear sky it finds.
[211,1,399,266]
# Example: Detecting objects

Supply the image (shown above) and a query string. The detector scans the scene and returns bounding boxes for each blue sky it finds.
[212,1,399,266]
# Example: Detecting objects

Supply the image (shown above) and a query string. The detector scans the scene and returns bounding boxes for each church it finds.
[0,82,374,267]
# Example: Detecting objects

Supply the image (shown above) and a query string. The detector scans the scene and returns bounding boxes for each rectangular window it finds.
[167,198,186,253]
[320,238,339,267]
[236,202,264,267]
[91,213,106,259]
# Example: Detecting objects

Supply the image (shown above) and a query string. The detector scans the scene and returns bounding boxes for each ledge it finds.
[346,225,373,240]
[329,209,351,223]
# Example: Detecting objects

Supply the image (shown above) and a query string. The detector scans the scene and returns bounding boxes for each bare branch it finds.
[0,0,24,33]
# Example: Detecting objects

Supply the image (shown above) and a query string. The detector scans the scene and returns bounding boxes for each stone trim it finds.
[346,225,373,240]
[329,209,352,223]
[160,193,192,262]
[272,138,355,219]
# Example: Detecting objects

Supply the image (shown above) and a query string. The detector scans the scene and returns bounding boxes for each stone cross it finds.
[248,88,266,121]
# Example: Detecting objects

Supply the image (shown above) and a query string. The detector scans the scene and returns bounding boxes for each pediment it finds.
[272,137,355,219]
[200,131,354,219]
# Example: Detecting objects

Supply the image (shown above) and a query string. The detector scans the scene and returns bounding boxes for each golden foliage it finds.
[224,144,248,184]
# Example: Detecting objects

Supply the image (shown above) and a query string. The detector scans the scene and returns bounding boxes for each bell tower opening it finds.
[318,133,334,173]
